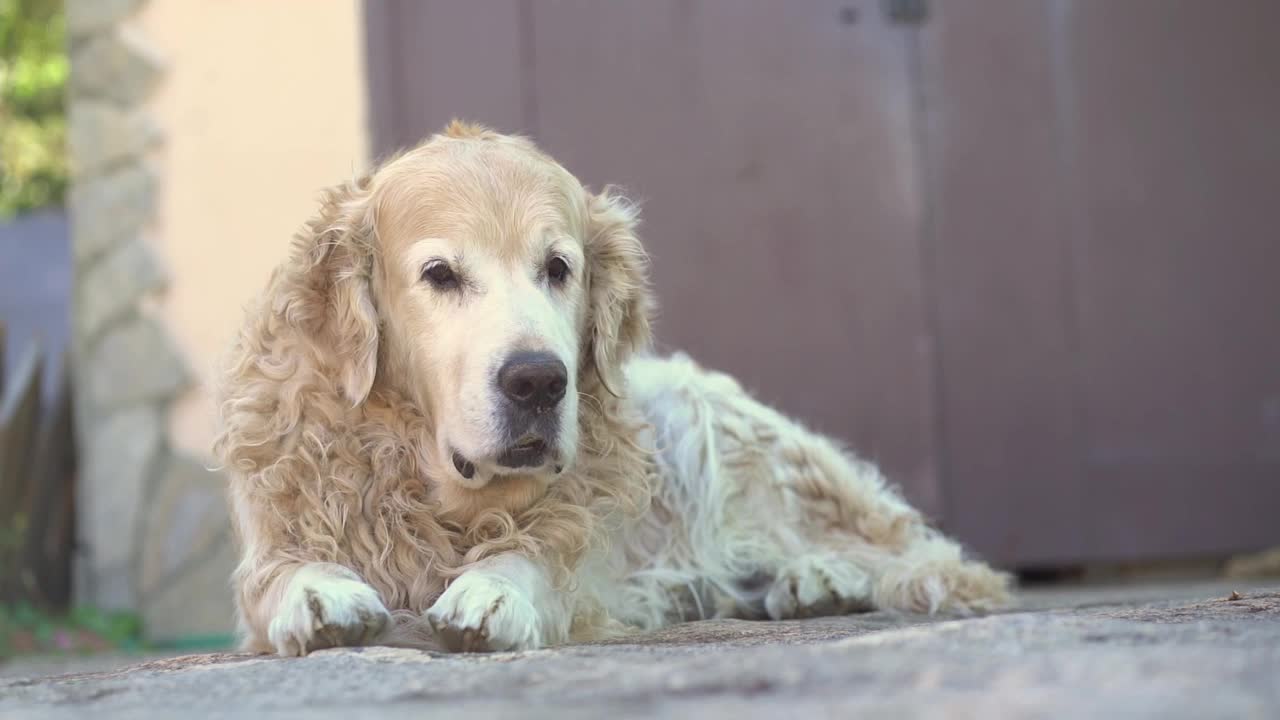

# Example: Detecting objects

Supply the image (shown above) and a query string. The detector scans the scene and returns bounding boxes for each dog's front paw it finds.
[268,567,390,656]
[765,555,874,620]
[426,572,542,653]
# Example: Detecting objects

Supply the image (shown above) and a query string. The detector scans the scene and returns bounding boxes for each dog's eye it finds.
[421,260,459,289]
[546,256,570,285]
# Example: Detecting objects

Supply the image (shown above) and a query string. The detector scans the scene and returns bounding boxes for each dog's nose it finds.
[497,351,568,412]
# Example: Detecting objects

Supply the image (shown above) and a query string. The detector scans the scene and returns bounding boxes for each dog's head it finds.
[289,121,650,493]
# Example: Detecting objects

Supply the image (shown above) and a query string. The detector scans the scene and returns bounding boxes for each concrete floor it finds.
[2,579,1278,719]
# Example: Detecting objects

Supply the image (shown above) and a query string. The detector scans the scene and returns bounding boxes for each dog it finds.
[214,121,1011,655]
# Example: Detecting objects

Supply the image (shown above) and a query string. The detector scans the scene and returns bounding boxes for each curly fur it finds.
[215,122,1010,655]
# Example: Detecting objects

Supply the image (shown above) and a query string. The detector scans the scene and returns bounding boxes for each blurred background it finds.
[1,0,1277,658]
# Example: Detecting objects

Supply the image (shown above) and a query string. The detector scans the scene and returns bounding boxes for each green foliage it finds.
[0,602,144,657]
[0,512,29,600]
[0,601,235,658]
[0,0,68,217]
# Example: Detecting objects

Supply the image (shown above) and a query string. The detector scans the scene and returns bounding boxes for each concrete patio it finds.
[2,580,1277,719]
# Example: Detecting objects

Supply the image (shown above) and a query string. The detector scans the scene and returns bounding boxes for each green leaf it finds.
[33,618,54,643]
[105,612,143,642]
[0,0,68,216]
[12,601,37,627]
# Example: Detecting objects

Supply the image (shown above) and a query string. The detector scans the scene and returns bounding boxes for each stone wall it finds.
[66,0,235,642]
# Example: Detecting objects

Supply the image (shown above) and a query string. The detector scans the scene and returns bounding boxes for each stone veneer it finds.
[66,0,235,642]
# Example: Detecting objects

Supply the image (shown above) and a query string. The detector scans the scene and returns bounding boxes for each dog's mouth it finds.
[496,435,550,469]
[450,451,478,480]
[450,436,564,483]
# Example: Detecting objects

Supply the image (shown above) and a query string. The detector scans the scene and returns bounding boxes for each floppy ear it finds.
[280,175,380,407]
[582,188,653,395]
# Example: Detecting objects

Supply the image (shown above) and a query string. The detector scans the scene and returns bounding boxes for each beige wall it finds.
[138,1,371,457]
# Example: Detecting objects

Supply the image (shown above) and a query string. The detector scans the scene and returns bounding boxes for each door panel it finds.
[529,0,942,515]
[1068,0,1280,559]
[363,0,944,518]
[363,0,1280,564]
[924,0,1280,564]
[918,0,1085,564]
[364,0,528,153]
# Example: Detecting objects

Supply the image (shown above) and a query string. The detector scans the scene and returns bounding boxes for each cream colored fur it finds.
[215,122,1011,656]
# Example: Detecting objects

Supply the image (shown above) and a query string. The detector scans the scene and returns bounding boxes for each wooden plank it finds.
[360,0,403,161]
[23,354,75,607]
[1065,0,1280,559]
[0,321,6,399]
[923,0,1280,564]
[0,339,43,526]
[362,0,527,154]
[917,1,1083,564]
[528,0,944,517]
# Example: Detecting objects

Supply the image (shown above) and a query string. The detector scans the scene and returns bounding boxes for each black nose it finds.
[497,351,568,413]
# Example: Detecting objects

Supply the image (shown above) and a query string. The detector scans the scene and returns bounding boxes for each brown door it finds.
[922,0,1280,565]
[364,0,944,518]
[364,0,1280,566]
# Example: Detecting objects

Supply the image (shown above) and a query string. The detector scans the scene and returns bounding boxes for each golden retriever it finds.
[215,121,1010,655]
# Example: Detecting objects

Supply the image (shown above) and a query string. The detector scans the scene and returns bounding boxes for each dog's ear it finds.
[280,175,380,407]
[582,188,653,395]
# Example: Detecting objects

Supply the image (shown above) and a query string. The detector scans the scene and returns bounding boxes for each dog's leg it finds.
[229,488,391,656]
[758,425,1014,616]
[425,553,570,652]
[631,354,1012,620]
[259,562,391,656]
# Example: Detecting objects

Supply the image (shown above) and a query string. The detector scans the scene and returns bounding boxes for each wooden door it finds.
[365,0,1280,566]
[921,0,1280,565]
[364,0,945,518]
